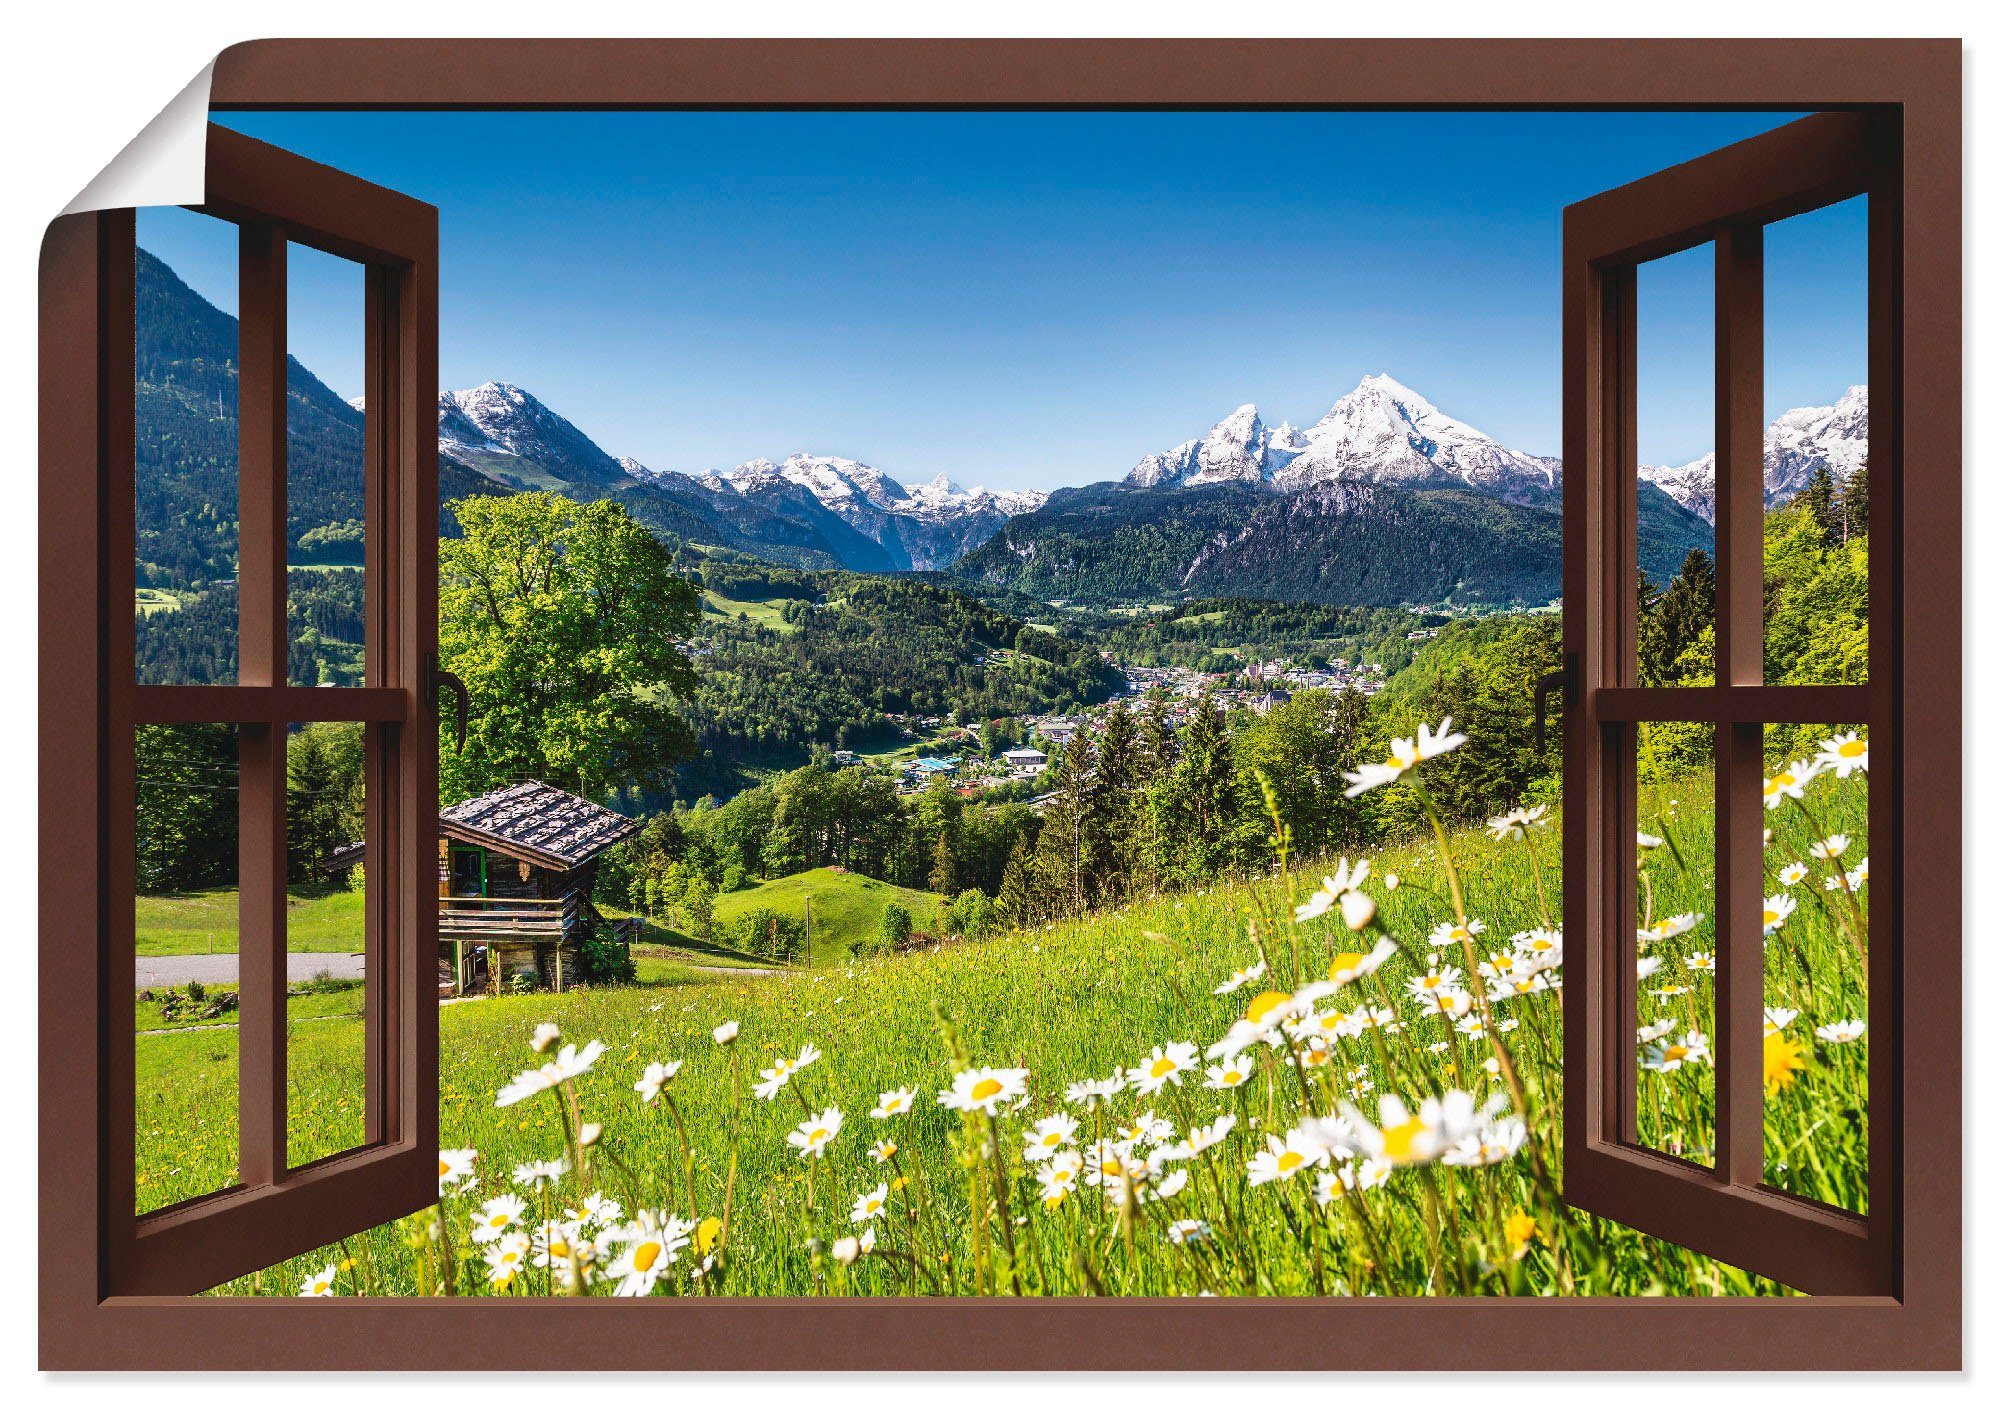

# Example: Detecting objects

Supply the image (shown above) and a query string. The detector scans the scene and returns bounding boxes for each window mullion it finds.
[1711,221,1767,1188]
[235,221,290,1189]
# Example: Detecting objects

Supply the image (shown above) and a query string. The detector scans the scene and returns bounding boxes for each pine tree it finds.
[1796,465,1838,543]
[928,828,957,896]
[1093,700,1144,898]
[286,725,352,883]
[1838,456,1870,543]
[996,836,1038,924]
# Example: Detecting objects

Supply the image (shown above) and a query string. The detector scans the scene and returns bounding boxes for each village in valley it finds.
[852,648,1393,800]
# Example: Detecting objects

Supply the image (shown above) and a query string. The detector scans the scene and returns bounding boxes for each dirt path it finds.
[134,952,366,989]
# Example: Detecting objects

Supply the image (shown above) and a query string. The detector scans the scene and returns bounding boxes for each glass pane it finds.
[1761,721,1869,1213]
[134,723,241,1213]
[285,723,371,1168]
[286,243,370,686]
[1634,242,1720,687]
[1634,721,1716,1167]
[1763,197,1869,685]
[134,209,240,685]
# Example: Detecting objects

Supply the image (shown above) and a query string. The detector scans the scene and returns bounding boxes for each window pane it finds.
[1763,198,1869,686]
[1634,244,1719,687]
[285,723,371,1168]
[134,723,241,1213]
[134,209,240,685]
[1761,721,1869,1214]
[286,243,370,686]
[1634,721,1716,1167]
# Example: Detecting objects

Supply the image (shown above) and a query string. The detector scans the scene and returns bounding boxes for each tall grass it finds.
[131,724,1869,1298]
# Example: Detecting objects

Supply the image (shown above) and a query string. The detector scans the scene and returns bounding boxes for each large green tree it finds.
[439,492,700,800]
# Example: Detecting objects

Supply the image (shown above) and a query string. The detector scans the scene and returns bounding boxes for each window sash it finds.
[1560,111,1898,1296]
[93,126,441,1297]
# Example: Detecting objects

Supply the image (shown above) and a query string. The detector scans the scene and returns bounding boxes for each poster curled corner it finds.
[60,60,215,216]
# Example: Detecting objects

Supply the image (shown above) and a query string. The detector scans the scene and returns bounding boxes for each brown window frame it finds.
[38,38,1959,1371]
[1559,111,1900,1297]
[46,126,440,1299]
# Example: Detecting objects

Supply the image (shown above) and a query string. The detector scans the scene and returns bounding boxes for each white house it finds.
[1002,746,1049,777]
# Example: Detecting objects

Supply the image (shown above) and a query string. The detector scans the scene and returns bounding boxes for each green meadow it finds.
[129,744,1872,1298]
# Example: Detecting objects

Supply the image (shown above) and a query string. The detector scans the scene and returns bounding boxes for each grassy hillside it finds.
[713,867,946,962]
[138,745,1869,1299]
[136,886,365,957]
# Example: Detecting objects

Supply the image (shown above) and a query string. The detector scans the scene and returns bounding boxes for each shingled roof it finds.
[439,781,641,871]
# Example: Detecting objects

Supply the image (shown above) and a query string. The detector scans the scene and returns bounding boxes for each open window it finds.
[1560,112,1898,1296]
[43,126,439,1297]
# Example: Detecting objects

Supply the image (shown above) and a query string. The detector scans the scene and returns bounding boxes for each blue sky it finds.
[140,111,1867,491]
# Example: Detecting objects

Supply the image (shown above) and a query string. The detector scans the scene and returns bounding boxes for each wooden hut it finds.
[328,780,641,997]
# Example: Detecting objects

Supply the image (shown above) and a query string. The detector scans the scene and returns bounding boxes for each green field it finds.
[713,867,946,962]
[136,885,366,957]
[134,587,182,616]
[131,740,1870,1299]
[701,589,802,633]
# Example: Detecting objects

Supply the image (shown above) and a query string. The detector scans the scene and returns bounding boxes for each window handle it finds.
[424,653,471,754]
[1532,659,1574,757]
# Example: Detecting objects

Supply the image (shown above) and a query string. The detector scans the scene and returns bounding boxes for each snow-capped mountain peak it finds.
[1125,375,1558,504]
[1638,385,1868,524]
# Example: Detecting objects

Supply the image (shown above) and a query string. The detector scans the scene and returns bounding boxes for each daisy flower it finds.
[868,1138,898,1164]
[1487,805,1549,842]
[1778,861,1810,887]
[786,1108,844,1160]
[471,1193,527,1244]
[633,1060,682,1103]
[512,1157,569,1188]
[1684,951,1716,974]
[1636,831,1666,850]
[1035,1151,1084,1207]
[1763,759,1826,810]
[1022,1112,1080,1161]
[1816,1019,1867,1044]
[494,1040,607,1108]
[1341,1091,1487,1168]
[1815,730,1869,778]
[1428,918,1487,950]
[1406,966,1465,1000]
[530,1022,562,1053]
[1293,859,1370,921]
[606,1214,695,1296]
[849,1183,891,1224]
[1162,1114,1238,1161]
[1641,1030,1712,1073]
[1764,1006,1800,1035]
[712,1020,739,1046]
[1810,833,1851,860]
[1246,1127,1332,1185]
[753,1043,822,1102]
[298,1262,339,1297]
[1327,936,1398,988]
[1638,912,1703,946]
[1213,960,1267,995]
[437,1147,477,1194]
[1129,1041,1199,1095]
[1203,1055,1255,1091]
[1166,1218,1211,1245]
[1763,893,1797,935]
[939,1066,1029,1114]
[483,1232,531,1289]
[870,1087,917,1119]
[1064,1075,1124,1106]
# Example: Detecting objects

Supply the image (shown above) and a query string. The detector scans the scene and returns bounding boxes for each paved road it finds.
[135,952,366,989]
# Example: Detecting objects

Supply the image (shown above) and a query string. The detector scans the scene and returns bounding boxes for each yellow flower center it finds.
[808,1126,829,1144]
[1275,1150,1306,1174]
[1839,739,1865,758]
[1381,1117,1430,1163]
[1221,1070,1245,1085]
[632,1241,662,1272]
[1101,1157,1124,1178]
[1246,990,1292,1025]
[438,1159,452,1177]
[1331,952,1368,977]
[970,1078,1003,1102]
[1763,909,1781,926]
[1663,1044,1689,1063]
[1148,1057,1176,1078]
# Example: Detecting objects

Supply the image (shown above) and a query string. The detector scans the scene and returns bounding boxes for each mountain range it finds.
[1637,385,1869,525]
[135,242,1866,612]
